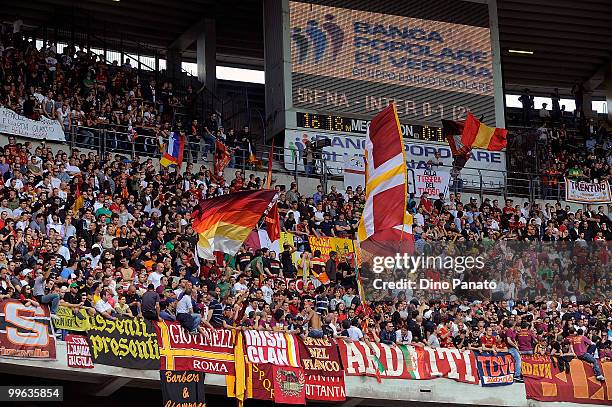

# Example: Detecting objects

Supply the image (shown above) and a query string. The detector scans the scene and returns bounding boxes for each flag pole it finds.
[265,139,275,189]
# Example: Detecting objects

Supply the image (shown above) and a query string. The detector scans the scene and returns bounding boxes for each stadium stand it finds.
[0,13,610,405]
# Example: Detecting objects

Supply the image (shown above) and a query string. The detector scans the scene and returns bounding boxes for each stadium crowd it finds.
[0,30,255,165]
[514,88,612,196]
[0,134,609,382]
[0,27,609,384]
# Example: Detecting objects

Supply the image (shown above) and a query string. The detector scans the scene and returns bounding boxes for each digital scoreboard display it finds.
[289,0,498,126]
[296,111,445,142]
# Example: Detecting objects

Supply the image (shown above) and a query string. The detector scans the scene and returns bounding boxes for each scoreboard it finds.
[295,111,445,142]
[263,0,505,188]
[280,0,504,133]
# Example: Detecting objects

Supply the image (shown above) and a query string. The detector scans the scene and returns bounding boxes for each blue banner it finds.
[475,352,515,387]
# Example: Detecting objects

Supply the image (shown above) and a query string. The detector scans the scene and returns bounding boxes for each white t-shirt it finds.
[147,271,163,288]
[261,285,274,304]
[288,209,301,224]
[233,281,248,293]
[95,299,113,314]
[314,210,325,224]
[57,245,71,262]
[50,176,61,189]
[0,207,13,218]
[66,164,81,174]
[347,326,363,341]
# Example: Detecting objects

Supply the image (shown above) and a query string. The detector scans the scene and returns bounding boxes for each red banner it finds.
[247,363,274,401]
[274,365,306,405]
[298,337,343,377]
[521,355,553,379]
[338,341,430,379]
[305,375,346,402]
[66,334,93,368]
[243,330,300,367]
[523,356,612,405]
[156,321,234,375]
[0,299,56,359]
[423,347,479,384]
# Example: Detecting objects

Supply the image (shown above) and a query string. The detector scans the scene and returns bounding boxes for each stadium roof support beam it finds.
[605,62,612,121]
[169,18,207,51]
[197,18,217,93]
[582,60,611,117]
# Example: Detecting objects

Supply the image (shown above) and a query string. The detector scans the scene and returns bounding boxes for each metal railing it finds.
[61,124,583,203]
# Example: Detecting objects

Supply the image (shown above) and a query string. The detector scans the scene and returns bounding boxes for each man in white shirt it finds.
[346,321,363,341]
[56,242,71,262]
[8,175,24,191]
[176,288,201,334]
[94,288,116,320]
[414,207,425,227]
[147,264,164,288]
[396,326,413,345]
[486,218,500,231]
[313,203,325,225]
[287,202,301,224]
[0,199,13,218]
[65,158,81,176]
[233,274,249,293]
[261,279,274,304]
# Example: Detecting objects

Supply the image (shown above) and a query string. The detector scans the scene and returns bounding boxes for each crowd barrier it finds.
[1,103,602,204]
[59,125,607,203]
[2,299,610,405]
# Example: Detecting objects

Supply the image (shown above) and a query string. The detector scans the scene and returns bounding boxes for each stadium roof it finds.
[499,0,612,96]
[3,0,612,96]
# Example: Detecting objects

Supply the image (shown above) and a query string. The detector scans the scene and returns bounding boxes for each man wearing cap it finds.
[62,283,81,307]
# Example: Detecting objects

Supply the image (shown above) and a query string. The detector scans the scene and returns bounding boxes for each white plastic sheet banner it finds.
[0,107,65,141]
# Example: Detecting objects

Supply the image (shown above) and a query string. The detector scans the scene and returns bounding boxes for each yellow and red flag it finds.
[192,190,278,260]
[461,112,507,151]
[72,178,84,213]
[357,104,408,242]
[443,112,507,156]
[214,139,231,177]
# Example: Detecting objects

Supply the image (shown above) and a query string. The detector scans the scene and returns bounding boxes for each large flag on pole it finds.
[192,190,278,260]
[160,131,185,168]
[356,104,411,310]
[357,104,408,242]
